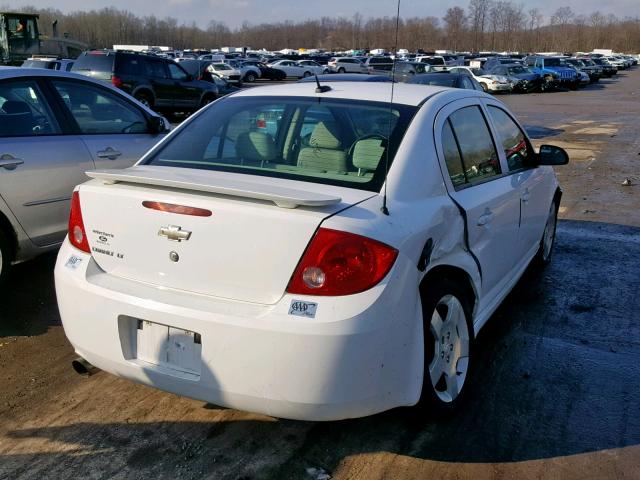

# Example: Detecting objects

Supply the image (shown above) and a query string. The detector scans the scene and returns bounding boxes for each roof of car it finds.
[231,81,484,106]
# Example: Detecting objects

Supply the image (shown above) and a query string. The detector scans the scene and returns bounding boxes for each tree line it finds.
[5,2,640,53]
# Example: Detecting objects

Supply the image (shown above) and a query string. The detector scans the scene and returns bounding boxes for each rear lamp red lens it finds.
[286,228,398,296]
[68,191,90,253]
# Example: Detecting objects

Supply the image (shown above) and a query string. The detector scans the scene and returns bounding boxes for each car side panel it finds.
[0,136,94,246]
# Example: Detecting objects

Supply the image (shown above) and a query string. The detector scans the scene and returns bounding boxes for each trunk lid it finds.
[79,168,374,304]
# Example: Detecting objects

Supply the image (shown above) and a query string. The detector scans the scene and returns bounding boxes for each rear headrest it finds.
[2,100,31,115]
[352,138,386,173]
[310,122,342,150]
[236,131,277,162]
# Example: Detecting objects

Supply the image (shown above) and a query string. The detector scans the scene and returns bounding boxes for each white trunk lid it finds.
[79,168,373,304]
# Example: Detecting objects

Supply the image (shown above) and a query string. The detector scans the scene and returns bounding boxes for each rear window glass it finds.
[22,60,53,69]
[71,53,114,73]
[412,76,457,87]
[145,96,417,192]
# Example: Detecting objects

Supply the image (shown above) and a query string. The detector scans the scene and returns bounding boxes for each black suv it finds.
[71,50,218,113]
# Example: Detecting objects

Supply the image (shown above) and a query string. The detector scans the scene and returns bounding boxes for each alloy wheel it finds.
[428,295,471,403]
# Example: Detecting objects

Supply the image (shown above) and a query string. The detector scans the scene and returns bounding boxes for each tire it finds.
[245,72,256,83]
[533,200,558,267]
[0,229,11,288]
[480,82,488,93]
[418,278,474,414]
[338,67,346,73]
[302,71,312,78]
[199,95,216,109]
[134,92,153,109]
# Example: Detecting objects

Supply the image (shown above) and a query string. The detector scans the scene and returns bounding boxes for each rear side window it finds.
[444,106,501,187]
[0,80,60,136]
[441,120,466,188]
[143,59,167,78]
[487,106,531,171]
[116,55,142,75]
[145,96,416,192]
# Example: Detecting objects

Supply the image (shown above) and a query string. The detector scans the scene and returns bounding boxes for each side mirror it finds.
[148,116,169,134]
[538,144,569,165]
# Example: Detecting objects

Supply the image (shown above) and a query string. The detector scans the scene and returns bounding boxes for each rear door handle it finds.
[477,208,494,226]
[96,147,122,160]
[0,154,24,170]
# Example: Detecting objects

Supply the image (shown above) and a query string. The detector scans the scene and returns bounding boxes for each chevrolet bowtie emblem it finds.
[158,225,192,242]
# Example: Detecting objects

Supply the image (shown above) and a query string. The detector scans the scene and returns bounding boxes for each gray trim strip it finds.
[23,196,71,207]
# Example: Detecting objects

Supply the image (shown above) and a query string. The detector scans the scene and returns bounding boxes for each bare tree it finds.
[443,6,467,51]
[468,0,490,51]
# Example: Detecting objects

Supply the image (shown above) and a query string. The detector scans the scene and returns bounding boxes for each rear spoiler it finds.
[86,166,342,209]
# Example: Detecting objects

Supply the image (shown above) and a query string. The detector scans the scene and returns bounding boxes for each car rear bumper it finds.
[55,240,423,421]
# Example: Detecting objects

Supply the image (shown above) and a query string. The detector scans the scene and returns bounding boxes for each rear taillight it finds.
[68,191,90,253]
[286,228,398,296]
[111,75,123,88]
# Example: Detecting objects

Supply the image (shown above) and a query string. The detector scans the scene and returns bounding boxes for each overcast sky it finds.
[6,0,639,28]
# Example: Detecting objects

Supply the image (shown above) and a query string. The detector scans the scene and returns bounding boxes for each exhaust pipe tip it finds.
[72,357,99,377]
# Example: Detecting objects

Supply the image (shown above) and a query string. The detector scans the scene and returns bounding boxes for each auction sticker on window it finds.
[65,255,83,270]
[289,300,318,318]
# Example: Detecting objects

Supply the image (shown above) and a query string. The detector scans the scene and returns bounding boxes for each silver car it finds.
[0,68,170,283]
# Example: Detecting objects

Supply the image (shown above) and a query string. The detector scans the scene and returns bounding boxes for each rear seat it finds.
[297,122,348,174]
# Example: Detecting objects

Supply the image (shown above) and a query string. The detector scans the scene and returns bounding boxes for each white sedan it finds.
[267,59,320,78]
[56,82,568,421]
[205,63,243,85]
[449,66,512,93]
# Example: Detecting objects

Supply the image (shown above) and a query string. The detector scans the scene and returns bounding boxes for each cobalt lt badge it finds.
[169,251,180,262]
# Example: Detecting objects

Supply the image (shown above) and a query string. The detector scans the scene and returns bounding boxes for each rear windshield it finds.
[145,96,417,192]
[22,60,53,69]
[71,53,114,73]
[412,76,456,87]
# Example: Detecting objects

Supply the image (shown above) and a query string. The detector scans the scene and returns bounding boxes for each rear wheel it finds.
[418,279,474,413]
[534,200,558,267]
[338,67,346,73]
[134,92,153,109]
[302,71,312,78]
[0,229,12,288]
[199,94,216,109]
[245,72,256,83]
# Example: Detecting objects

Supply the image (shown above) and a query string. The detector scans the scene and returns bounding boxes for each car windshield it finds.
[145,96,417,192]
[507,66,527,74]
[470,68,484,75]
[544,58,562,67]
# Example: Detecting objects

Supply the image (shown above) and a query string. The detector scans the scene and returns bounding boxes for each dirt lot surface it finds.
[1,69,639,480]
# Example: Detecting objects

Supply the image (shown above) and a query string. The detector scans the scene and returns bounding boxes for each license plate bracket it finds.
[135,320,202,375]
